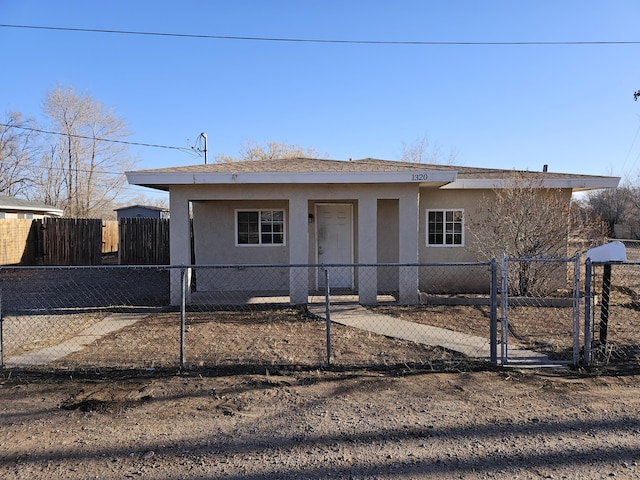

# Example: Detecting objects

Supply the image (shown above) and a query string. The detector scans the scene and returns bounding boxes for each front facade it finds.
[126,158,619,304]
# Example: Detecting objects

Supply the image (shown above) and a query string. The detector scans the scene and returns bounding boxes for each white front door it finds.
[316,204,353,289]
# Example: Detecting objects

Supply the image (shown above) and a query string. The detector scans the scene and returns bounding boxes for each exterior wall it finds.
[169,183,420,301]
[168,182,574,300]
[418,189,488,293]
[192,199,290,290]
[377,199,399,292]
[418,188,485,264]
[417,187,573,293]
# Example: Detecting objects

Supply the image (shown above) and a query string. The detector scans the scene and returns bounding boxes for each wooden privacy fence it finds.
[40,218,104,265]
[0,219,39,265]
[119,218,170,265]
[102,221,118,253]
[0,217,170,266]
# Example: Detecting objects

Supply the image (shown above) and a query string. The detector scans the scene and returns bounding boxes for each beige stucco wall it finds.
[168,182,573,298]
[416,189,487,292]
[192,200,290,264]
[169,183,419,299]
[377,199,400,292]
[419,188,486,263]
[192,199,290,290]
[417,187,573,293]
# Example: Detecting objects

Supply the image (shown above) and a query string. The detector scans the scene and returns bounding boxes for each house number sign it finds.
[411,173,429,181]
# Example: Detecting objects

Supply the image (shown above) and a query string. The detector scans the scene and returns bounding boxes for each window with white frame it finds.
[236,210,285,245]
[427,209,464,246]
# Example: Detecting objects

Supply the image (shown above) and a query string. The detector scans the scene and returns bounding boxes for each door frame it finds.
[314,203,354,290]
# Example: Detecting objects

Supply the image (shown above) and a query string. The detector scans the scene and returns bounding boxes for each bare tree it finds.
[36,86,135,218]
[569,198,609,249]
[214,139,325,162]
[585,186,633,237]
[0,111,40,197]
[400,134,459,164]
[467,171,574,296]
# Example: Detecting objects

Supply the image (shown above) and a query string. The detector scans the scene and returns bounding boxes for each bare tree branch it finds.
[35,86,136,218]
[400,134,459,165]
[0,112,40,197]
[466,171,579,295]
[215,139,326,163]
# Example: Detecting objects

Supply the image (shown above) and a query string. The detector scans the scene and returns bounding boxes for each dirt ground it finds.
[2,366,640,480]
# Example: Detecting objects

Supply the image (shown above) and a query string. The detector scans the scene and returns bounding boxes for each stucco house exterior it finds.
[126,158,619,305]
[0,195,63,219]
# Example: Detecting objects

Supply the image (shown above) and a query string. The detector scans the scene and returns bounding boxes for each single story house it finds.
[126,158,619,304]
[115,204,170,220]
[0,195,63,219]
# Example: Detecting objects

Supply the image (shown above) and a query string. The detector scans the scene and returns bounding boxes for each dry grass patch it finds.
[53,308,466,370]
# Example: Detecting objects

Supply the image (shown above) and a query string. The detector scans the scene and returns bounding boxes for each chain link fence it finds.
[0,263,501,372]
[12,256,635,372]
[0,266,172,369]
[585,259,640,366]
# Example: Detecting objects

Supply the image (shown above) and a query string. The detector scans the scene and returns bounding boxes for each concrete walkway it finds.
[4,305,558,368]
[309,303,556,366]
[3,314,144,367]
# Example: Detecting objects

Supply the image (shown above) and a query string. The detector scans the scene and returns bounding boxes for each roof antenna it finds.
[190,132,209,164]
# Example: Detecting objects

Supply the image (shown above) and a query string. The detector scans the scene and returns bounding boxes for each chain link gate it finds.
[500,254,581,366]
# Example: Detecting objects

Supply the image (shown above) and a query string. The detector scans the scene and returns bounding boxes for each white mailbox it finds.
[586,241,627,263]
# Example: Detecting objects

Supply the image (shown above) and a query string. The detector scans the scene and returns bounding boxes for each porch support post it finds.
[398,189,419,304]
[358,193,378,305]
[170,195,191,305]
[289,195,309,305]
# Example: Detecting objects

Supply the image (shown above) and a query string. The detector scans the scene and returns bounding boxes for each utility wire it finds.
[1,23,639,46]
[619,122,640,175]
[0,123,196,155]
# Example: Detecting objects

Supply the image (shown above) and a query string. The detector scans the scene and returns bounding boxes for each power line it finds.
[1,23,639,46]
[620,122,640,175]
[28,162,126,177]
[0,123,196,155]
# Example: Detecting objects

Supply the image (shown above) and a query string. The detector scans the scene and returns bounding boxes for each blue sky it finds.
[1,1,639,200]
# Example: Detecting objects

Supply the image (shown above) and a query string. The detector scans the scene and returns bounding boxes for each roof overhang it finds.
[439,176,621,191]
[0,205,64,216]
[125,169,459,191]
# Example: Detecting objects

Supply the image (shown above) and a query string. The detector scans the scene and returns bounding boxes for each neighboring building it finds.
[0,195,63,219]
[126,157,620,304]
[115,204,170,220]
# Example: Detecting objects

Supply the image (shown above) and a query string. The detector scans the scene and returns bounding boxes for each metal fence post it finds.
[324,266,331,366]
[180,266,187,370]
[572,254,581,366]
[584,259,593,365]
[489,258,498,365]
[500,253,509,364]
[600,263,612,345]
